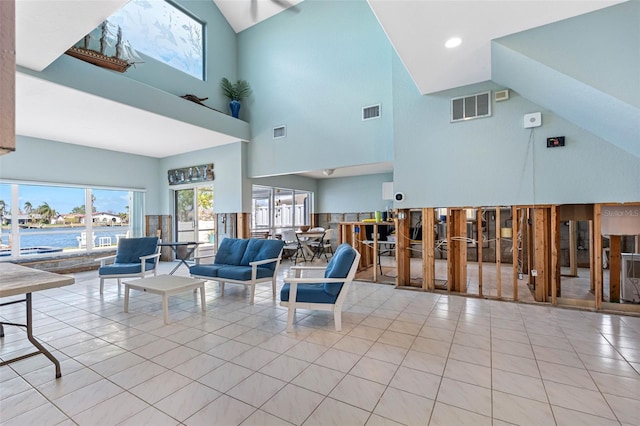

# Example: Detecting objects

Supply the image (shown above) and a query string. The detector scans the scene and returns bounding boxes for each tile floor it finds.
[1,260,639,426]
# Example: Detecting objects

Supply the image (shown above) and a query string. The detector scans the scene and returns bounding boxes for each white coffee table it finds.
[124,275,206,324]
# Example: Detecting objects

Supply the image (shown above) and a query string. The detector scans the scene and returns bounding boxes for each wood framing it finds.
[551,205,559,304]
[237,213,251,239]
[477,208,483,297]
[512,206,518,300]
[396,210,411,287]
[569,221,578,276]
[447,209,467,293]
[422,208,435,291]
[496,208,502,298]
[593,204,603,310]
[609,235,621,303]
[0,0,15,155]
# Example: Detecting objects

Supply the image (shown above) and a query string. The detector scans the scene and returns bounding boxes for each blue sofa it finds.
[190,237,285,304]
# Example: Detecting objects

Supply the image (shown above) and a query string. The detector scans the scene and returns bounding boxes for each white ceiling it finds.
[14,0,622,173]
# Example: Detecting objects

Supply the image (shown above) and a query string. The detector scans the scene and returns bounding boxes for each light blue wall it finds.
[391,54,640,208]
[318,173,393,213]
[0,136,162,212]
[494,1,639,108]
[238,0,394,178]
[159,142,246,214]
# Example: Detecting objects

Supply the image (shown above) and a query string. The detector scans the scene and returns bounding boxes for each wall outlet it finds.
[531,269,538,276]
[518,273,523,280]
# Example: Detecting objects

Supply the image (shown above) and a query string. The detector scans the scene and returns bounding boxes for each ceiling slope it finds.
[492,42,640,158]
[368,0,623,94]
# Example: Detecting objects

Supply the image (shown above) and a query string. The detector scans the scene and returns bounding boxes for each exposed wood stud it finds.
[477,207,483,297]
[422,208,435,291]
[610,235,621,303]
[594,204,602,310]
[512,206,518,300]
[496,207,502,298]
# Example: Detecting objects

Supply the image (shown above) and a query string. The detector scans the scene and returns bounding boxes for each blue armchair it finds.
[280,243,360,332]
[96,237,161,295]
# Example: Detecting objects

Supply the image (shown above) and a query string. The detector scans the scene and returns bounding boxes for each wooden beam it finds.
[551,205,559,304]
[569,220,578,276]
[589,220,595,292]
[237,213,251,239]
[422,208,435,291]
[477,208,483,298]
[609,235,621,303]
[0,0,15,155]
[534,208,547,302]
[512,206,518,300]
[447,209,453,293]
[458,209,467,294]
[594,204,603,310]
[396,209,411,287]
[496,207,502,298]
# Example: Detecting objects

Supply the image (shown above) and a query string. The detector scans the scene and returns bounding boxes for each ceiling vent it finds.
[273,125,286,139]
[362,104,381,120]
[451,91,491,122]
[495,89,509,102]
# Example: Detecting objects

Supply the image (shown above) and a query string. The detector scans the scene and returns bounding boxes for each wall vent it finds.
[273,125,286,139]
[450,91,491,122]
[495,89,509,102]
[362,104,381,120]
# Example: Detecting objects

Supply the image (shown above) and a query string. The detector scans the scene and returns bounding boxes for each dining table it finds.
[0,263,74,378]
[157,241,201,275]
[295,231,325,260]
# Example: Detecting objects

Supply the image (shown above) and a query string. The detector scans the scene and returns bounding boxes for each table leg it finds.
[200,284,206,313]
[25,294,62,378]
[163,294,169,324]
[124,285,130,313]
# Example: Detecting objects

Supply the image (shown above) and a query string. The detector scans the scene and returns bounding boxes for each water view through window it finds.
[0,183,138,258]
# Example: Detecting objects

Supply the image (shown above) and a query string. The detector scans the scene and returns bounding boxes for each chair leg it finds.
[117,278,121,292]
[249,283,255,305]
[220,282,225,296]
[333,309,342,332]
[100,278,104,295]
[272,277,277,299]
[287,305,296,332]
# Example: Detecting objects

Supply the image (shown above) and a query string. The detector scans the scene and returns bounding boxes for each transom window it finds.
[109,0,205,80]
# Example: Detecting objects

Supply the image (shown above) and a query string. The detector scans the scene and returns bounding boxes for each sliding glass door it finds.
[251,185,312,236]
[175,185,215,245]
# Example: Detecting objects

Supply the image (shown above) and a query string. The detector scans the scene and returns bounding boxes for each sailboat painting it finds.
[65,20,142,73]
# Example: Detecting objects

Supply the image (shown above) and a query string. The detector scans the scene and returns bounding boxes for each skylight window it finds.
[109,0,204,80]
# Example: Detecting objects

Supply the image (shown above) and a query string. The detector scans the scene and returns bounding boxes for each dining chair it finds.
[310,228,335,261]
[282,229,306,264]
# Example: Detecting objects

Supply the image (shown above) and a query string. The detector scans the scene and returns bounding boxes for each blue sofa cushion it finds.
[280,283,339,304]
[99,262,155,275]
[218,266,274,281]
[240,239,285,271]
[215,238,249,266]
[190,264,227,278]
[323,243,357,296]
[115,237,159,265]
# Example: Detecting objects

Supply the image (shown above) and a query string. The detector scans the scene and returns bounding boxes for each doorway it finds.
[174,186,215,249]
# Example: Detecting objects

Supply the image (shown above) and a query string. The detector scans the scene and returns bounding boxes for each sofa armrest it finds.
[95,254,116,266]
[285,277,346,303]
[193,254,215,265]
[249,257,280,267]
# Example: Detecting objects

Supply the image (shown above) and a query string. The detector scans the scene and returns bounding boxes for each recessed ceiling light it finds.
[445,37,462,48]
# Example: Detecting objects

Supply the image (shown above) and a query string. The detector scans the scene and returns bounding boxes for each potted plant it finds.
[220,78,252,118]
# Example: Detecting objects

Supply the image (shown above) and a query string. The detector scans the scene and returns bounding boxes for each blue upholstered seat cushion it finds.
[214,238,249,266]
[115,237,159,265]
[99,262,155,276]
[240,239,285,270]
[323,243,357,296]
[189,264,227,278]
[280,283,339,304]
[218,266,274,281]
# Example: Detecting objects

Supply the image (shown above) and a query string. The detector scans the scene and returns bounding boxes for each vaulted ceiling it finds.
[14,0,623,164]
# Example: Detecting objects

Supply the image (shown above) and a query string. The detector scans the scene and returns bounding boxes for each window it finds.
[251,186,313,235]
[0,182,142,259]
[109,0,205,80]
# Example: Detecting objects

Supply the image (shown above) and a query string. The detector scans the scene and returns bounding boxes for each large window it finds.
[109,0,205,80]
[0,182,142,259]
[251,186,312,235]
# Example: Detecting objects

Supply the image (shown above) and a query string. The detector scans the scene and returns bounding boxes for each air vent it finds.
[273,125,286,139]
[495,89,509,102]
[451,91,491,122]
[362,104,381,120]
